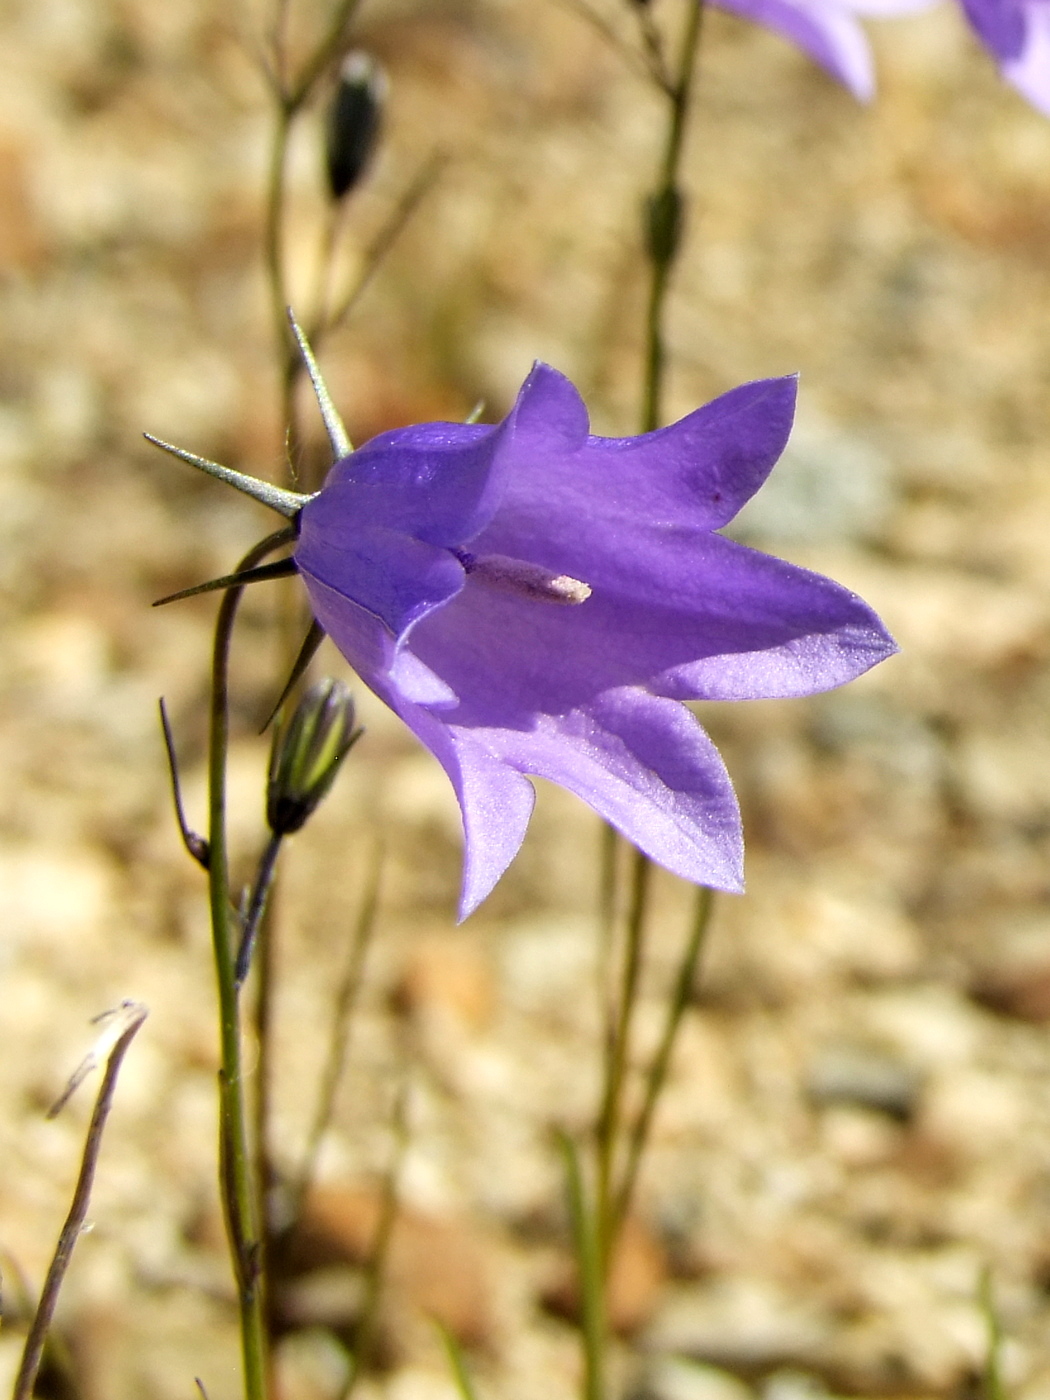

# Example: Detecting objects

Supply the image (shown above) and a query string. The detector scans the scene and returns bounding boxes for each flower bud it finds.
[325,51,387,201]
[267,678,361,835]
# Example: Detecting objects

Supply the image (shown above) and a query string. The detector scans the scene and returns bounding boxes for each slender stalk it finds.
[264,102,296,378]
[208,525,296,1400]
[591,0,710,1268]
[559,1132,606,1400]
[288,0,364,110]
[594,848,651,1269]
[580,22,712,1383]
[238,832,284,986]
[291,847,382,1220]
[641,0,706,434]
[436,1321,482,1400]
[159,697,210,869]
[13,1002,148,1400]
[979,1266,1007,1400]
[253,872,280,1352]
[321,152,447,338]
[262,0,366,485]
[597,821,620,1079]
[611,885,712,1237]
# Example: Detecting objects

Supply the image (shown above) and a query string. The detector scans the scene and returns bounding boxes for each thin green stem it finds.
[641,0,706,434]
[611,885,713,1237]
[263,0,366,479]
[289,0,365,109]
[558,1132,606,1400]
[594,848,651,1270]
[238,831,284,986]
[585,5,710,1352]
[209,525,295,1400]
[252,846,282,1351]
[436,1321,482,1400]
[321,151,447,340]
[979,1266,1007,1400]
[597,821,620,1061]
[265,102,296,380]
[291,847,382,1221]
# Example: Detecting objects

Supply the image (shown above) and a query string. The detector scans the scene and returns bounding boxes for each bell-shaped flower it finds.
[957,0,1050,114]
[292,366,897,917]
[711,0,933,101]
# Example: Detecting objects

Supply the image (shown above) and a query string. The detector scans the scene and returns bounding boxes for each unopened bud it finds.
[325,51,387,201]
[267,678,361,835]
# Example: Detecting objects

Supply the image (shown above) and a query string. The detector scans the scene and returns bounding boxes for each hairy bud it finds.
[267,678,361,835]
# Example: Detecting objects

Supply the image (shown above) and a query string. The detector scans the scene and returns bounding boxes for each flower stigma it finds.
[454,549,592,605]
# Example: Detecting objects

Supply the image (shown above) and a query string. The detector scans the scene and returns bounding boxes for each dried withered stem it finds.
[12,1000,149,1400]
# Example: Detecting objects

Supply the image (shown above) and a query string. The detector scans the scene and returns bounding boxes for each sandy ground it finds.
[4,2,1050,1399]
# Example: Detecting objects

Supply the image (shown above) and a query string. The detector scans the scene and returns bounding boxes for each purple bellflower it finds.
[724,0,1050,111]
[151,353,897,919]
[295,366,896,916]
[711,0,932,101]
[957,0,1050,113]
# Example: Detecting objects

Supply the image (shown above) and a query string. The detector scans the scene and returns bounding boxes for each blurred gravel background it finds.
[3,3,1050,1399]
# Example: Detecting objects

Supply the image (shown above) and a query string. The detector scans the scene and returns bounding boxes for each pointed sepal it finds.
[287,310,353,461]
[144,434,312,518]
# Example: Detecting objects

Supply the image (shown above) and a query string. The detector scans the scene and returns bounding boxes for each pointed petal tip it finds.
[454,822,526,921]
[510,362,590,446]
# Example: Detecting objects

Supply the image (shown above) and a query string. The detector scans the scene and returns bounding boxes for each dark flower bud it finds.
[645,184,684,266]
[325,51,387,201]
[267,678,361,835]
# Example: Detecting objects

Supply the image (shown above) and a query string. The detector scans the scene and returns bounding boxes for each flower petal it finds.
[296,512,466,638]
[297,572,535,917]
[960,0,1027,59]
[463,688,744,893]
[713,0,876,98]
[421,537,894,713]
[1003,4,1050,114]
[481,372,798,573]
[838,0,936,16]
[317,420,504,547]
[397,703,537,919]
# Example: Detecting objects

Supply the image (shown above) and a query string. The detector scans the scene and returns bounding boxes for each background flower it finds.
[959,0,1050,113]
[723,0,1050,113]
[713,0,933,100]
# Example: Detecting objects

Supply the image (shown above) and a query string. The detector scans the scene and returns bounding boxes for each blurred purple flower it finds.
[723,0,1050,111]
[293,366,897,917]
[957,0,1050,113]
[712,0,931,100]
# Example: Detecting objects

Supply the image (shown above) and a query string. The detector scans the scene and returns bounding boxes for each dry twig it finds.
[13,1000,149,1400]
